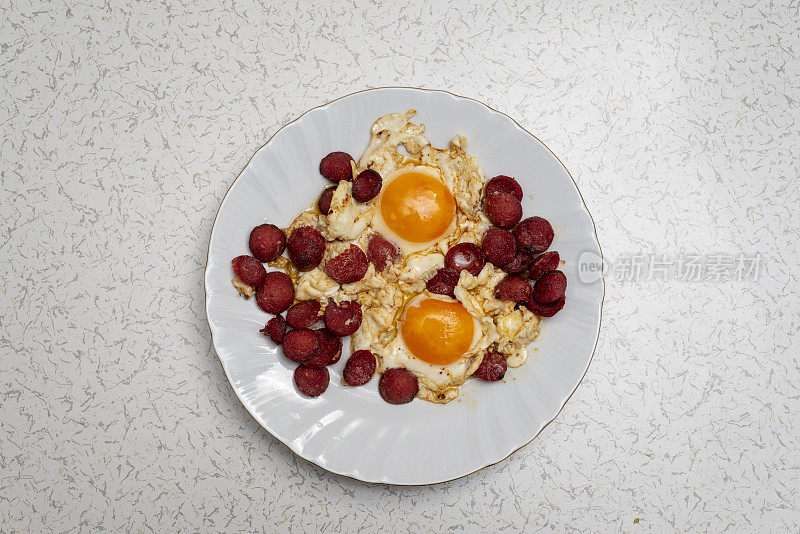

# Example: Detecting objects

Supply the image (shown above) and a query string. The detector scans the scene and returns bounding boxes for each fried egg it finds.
[401,293,480,365]
[371,165,457,253]
[375,293,485,402]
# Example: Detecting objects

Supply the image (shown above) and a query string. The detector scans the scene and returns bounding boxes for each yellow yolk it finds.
[379,170,456,243]
[401,297,475,365]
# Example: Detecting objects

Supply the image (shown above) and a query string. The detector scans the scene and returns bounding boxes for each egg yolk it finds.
[401,297,475,365]
[379,170,456,243]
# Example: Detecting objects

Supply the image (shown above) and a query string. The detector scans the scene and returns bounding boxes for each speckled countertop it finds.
[2,1,799,531]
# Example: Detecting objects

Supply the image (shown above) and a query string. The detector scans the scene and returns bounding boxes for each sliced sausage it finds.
[494,275,533,304]
[294,365,330,397]
[352,169,382,202]
[514,216,554,254]
[318,328,343,366]
[260,315,286,345]
[282,329,320,363]
[378,368,419,404]
[527,251,560,281]
[426,268,460,298]
[249,224,286,263]
[444,242,485,276]
[303,328,342,368]
[287,226,326,272]
[526,295,565,317]
[343,350,377,386]
[502,250,535,274]
[285,300,321,329]
[482,228,517,267]
[318,186,337,215]
[485,175,523,201]
[323,300,363,337]
[319,151,354,182]
[255,271,294,314]
[232,255,267,287]
[367,235,401,271]
[474,352,507,381]
[484,191,522,229]
[532,270,567,304]
[325,244,369,284]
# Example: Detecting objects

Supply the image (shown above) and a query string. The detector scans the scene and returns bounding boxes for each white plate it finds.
[204,88,604,485]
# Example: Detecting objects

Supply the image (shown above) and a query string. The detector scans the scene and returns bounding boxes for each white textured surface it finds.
[1,0,799,531]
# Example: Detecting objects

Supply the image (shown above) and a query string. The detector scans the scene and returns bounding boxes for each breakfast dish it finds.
[229,110,566,404]
[205,87,602,484]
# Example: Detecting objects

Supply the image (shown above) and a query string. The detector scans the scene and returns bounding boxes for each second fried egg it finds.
[377,293,483,395]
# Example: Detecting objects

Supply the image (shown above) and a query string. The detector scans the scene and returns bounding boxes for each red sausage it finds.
[502,250,535,274]
[485,175,523,201]
[285,300,322,329]
[494,275,533,304]
[526,295,565,317]
[319,151,354,182]
[378,368,419,404]
[325,244,369,284]
[343,350,377,386]
[282,329,320,363]
[426,268,460,298]
[249,224,286,263]
[482,228,517,267]
[287,226,326,272]
[294,365,330,397]
[527,251,560,281]
[514,217,554,254]
[318,186,337,215]
[232,255,267,287]
[532,270,567,304]
[484,191,522,229]
[303,328,342,368]
[318,328,343,366]
[351,169,382,202]
[474,352,507,381]
[255,271,295,314]
[260,315,286,345]
[444,242,485,276]
[367,235,401,271]
[323,300,363,337]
